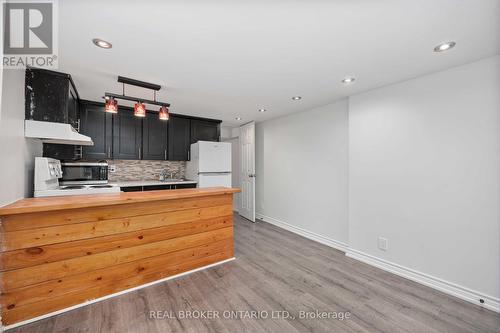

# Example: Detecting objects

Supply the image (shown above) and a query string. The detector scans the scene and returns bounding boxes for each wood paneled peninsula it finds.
[0,187,239,327]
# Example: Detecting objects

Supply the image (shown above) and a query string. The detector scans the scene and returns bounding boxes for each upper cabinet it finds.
[190,119,220,143]
[142,111,168,160]
[74,102,222,162]
[25,67,80,129]
[112,108,142,160]
[80,101,112,160]
[168,115,191,161]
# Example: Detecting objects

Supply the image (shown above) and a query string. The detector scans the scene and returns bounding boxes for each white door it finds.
[239,122,255,222]
[198,141,232,173]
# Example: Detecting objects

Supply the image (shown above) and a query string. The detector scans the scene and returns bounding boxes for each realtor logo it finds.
[2,0,58,68]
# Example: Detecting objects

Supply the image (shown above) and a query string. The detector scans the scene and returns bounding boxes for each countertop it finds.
[0,187,240,215]
[110,180,197,187]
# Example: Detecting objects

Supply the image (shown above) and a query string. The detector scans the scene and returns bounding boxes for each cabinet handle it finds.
[139,147,141,159]
[164,149,167,160]
[107,147,111,158]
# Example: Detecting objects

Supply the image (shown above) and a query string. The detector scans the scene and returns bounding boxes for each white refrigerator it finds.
[185,141,232,188]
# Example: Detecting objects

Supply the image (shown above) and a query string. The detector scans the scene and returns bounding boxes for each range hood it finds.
[25,120,94,146]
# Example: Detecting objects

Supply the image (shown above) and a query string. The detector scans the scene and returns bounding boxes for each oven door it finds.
[61,163,108,185]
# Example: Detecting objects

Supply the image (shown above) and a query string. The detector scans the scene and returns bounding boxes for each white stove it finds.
[34,157,120,197]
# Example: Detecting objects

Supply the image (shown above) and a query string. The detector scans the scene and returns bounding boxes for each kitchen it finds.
[24,67,231,196]
[0,65,240,328]
[1,1,499,332]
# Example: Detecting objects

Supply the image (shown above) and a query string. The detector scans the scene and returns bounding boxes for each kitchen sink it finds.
[161,179,184,182]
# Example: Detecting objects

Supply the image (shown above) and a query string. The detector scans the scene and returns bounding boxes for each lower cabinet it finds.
[175,183,198,189]
[120,183,197,192]
[120,186,144,192]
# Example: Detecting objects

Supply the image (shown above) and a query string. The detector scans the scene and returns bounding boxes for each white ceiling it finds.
[58,0,500,126]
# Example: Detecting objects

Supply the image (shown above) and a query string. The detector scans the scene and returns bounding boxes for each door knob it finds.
[249,174,256,178]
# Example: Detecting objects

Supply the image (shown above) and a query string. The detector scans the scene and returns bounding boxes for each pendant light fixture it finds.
[104,96,118,113]
[134,102,146,117]
[103,76,171,119]
[159,106,169,120]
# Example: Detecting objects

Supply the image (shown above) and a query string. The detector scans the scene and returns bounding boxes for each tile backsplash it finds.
[107,160,186,181]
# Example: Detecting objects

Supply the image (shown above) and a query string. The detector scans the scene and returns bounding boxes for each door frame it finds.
[239,121,256,222]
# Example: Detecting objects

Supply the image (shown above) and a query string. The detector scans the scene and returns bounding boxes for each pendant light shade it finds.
[104,97,118,113]
[134,102,146,117]
[159,106,169,120]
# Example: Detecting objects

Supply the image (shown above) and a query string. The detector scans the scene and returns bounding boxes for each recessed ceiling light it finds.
[342,76,356,84]
[235,117,242,120]
[92,38,112,49]
[434,41,456,52]
[258,108,267,112]
[292,96,302,100]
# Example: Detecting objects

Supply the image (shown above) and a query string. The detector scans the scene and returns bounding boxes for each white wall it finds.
[348,56,500,300]
[0,69,43,206]
[220,126,233,140]
[256,99,349,246]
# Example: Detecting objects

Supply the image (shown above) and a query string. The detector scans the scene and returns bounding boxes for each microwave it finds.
[60,161,109,185]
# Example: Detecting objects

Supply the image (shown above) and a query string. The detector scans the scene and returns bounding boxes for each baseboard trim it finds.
[345,249,499,313]
[1,257,236,332]
[255,213,499,314]
[256,213,348,253]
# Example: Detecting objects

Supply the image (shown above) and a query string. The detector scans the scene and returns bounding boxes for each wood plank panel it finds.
[0,188,240,216]
[1,239,233,310]
[0,189,238,326]
[1,205,233,251]
[1,227,233,290]
[1,216,232,271]
[2,249,233,325]
[1,195,231,232]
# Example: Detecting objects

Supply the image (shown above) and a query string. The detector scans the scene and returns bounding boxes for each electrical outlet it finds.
[378,237,388,251]
[109,165,116,173]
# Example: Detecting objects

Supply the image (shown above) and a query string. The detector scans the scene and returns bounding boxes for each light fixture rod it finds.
[117,76,161,91]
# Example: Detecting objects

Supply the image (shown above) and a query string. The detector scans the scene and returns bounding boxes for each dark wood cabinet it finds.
[168,115,191,161]
[143,185,171,191]
[120,186,143,192]
[142,112,168,160]
[75,102,222,162]
[120,183,197,192]
[112,108,142,160]
[28,68,83,161]
[25,67,80,129]
[175,183,197,189]
[190,119,220,143]
[80,101,112,160]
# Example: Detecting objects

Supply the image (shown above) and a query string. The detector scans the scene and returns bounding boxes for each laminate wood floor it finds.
[8,213,499,333]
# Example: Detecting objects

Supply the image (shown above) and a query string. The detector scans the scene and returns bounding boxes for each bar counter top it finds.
[0,187,240,216]
[0,186,239,326]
